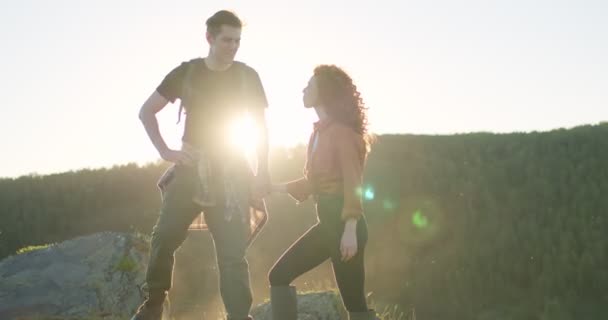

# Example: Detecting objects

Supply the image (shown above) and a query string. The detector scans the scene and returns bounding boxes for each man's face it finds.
[302,75,319,108]
[207,25,241,64]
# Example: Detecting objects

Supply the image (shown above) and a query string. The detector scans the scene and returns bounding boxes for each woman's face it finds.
[302,75,320,109]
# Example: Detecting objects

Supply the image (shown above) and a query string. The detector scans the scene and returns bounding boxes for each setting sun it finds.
[230,113,258,157]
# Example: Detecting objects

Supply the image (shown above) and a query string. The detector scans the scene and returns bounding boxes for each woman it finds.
[268,65,377,320]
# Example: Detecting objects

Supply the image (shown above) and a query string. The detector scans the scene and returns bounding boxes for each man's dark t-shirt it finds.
[156,58,268,152]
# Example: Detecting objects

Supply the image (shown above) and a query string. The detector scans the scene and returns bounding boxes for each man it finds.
[133,10,270,320]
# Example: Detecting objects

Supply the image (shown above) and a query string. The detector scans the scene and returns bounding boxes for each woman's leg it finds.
[268,223,331,286]
[268,223,330,320]
[330,218,370,313]
[331,246,368,312]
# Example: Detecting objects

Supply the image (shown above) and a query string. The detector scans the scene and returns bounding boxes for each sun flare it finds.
[230,114,258,157]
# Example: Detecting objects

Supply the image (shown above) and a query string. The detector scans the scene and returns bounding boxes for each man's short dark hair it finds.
[206,10,242,36]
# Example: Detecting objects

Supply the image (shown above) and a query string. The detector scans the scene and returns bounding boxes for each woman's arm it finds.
[335,128,365,221]
[335,127,366,261]
[273,177,313,203]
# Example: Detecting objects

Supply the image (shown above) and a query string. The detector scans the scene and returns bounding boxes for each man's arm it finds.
[246,66,270,197]
[139,91,192,164]
[251,107,270,179]
[139,91,170,154]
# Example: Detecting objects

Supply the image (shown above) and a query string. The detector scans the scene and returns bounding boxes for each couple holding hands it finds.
[134,10,377,320]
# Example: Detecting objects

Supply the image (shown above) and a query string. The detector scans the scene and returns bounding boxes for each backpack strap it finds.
[234,61,252,113]
[231,61,247,105]
[177,59,199,124]
[176,60,250,124]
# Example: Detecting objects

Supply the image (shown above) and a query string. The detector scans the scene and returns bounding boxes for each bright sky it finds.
[1,0,607,178]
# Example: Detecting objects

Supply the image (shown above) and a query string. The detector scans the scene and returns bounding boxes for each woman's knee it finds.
[268,264,291,286]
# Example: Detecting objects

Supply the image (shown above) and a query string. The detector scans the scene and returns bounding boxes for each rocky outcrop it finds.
[251,290,344,320]
[0,232,150,320]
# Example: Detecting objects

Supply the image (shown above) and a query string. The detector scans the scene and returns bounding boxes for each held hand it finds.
[270,183,287,194]
[160,149,195,166]
[252,173,271,200]
[340,220,358,262]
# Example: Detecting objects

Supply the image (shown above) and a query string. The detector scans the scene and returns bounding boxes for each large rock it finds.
[0,232,347,320]
[0,232,150,320]
[251,290,344,320]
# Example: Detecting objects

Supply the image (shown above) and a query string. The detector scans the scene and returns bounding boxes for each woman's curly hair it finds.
[314,64,374,150]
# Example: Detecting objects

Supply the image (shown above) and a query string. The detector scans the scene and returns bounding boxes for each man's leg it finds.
[133,166,202,320]
[204,207,253,320]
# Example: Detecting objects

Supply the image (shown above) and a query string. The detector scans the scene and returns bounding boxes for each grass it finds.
[15,316,128,320]
[114,255,137,272]
[375,304,412,320]
[16,243,54,255]
[254,279,413,320]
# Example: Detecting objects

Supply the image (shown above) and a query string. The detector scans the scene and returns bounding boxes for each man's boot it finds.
[270,285,297,320]
[130,290,167,320]
[349,309,380,320]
